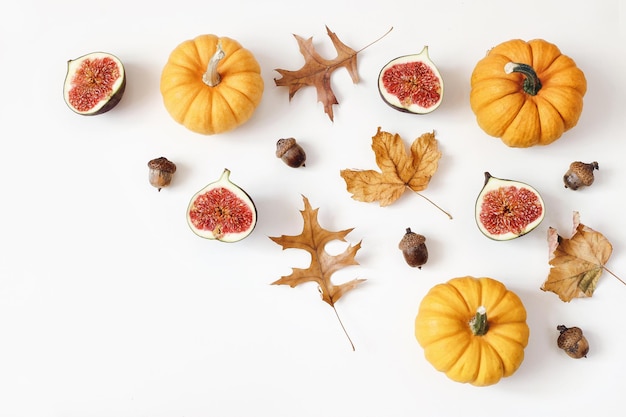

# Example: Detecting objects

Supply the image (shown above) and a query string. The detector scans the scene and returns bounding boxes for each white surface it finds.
[1,1,625,416]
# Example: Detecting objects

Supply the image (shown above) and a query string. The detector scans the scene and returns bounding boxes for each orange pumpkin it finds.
[160,35,264,135]
[415,276,529,386]
[470,39,586,147]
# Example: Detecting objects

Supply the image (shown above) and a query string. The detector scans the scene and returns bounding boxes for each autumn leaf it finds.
[541,211,621,302]
[340,127,451,218]
[274,26,391,121]
[270,195,366,350]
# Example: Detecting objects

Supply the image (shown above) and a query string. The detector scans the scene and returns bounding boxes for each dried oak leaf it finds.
[274,26,389,121]
[270,195,365,306]
[541,211,613,302]
[340,127,443,208]
[269,196,365,349]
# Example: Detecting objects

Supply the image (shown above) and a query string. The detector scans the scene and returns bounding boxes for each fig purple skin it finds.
[63,51,126,115]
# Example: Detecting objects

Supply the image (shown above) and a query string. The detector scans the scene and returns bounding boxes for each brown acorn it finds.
[148,157,177,191]
[557,325,589,359]
[398,228,428,268]
[563,161,598,190]
[276,138,306,168]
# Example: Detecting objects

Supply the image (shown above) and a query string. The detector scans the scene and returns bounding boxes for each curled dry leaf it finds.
[269,195,366,350]
[541,211,619,302]
[274,26,391,121]
[340,127,451,218]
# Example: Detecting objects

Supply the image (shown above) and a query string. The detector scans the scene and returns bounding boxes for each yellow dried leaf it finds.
[269,195,365,349]
[340,127,446,212]
[541,212,613,302]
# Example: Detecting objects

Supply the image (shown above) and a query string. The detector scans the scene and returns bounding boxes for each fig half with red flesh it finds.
[187,169,257,243]
[475,172,545,241]
[63,52,126,115]
[378,46,443,114]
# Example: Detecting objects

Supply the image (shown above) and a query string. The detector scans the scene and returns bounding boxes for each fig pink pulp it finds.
[479,186,543,235]
[378,46,443,114]
[475,172,545,240]
[188,188,255,239]
[187,169,257,242]
[380,61,441,109]
[68,57,121,112]
[63,52,126,115]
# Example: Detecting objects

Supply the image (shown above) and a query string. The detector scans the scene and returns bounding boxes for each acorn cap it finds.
[569,161,598,186]
[557,325,583,349]
[398,227,425,250]
[556,325,589,358]
[276,138,297,158]
[148,157,177,173]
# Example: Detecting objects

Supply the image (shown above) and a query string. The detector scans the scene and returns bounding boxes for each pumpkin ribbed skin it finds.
[415,276,529,386]
[160,35,264,135]
[470,39,586,147]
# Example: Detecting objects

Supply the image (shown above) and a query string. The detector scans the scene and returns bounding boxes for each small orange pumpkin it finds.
[415,276,529,386]
[470,39,587,147]
[160,35,264,135]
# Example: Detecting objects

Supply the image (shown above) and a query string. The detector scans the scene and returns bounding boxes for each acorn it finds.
[557,325,589,359]
[148,157,177,191]
[563,161,598,190]
[276,138,306,168]
[398,228,428,268]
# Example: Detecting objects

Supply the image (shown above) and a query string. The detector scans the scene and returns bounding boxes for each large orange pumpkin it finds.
[415,276,529,386]
[470,39,586,147]
[160,35,264,135]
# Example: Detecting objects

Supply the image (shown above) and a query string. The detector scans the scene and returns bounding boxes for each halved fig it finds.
[475,172,545,241]
[378,46,443,114]
[63,52,126,115]
[187,169,257,242]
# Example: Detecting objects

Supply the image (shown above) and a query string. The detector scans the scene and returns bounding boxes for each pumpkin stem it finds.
[203,42,225,87]
[504,62,542,96]
[469,306,489,336]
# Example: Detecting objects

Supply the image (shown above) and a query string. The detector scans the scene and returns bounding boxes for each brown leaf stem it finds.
[331,304,355,351]
[356,26,394,53]
[603,266,626,286]
[414,191,453,220]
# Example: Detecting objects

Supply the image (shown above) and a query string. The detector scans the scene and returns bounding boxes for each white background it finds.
[1,1,625,416]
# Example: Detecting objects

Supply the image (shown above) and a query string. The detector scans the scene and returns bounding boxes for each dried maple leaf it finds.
[340,127,452,218]
[274,26,391,121]
[541,211,623,302]
[270,195,365,350]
